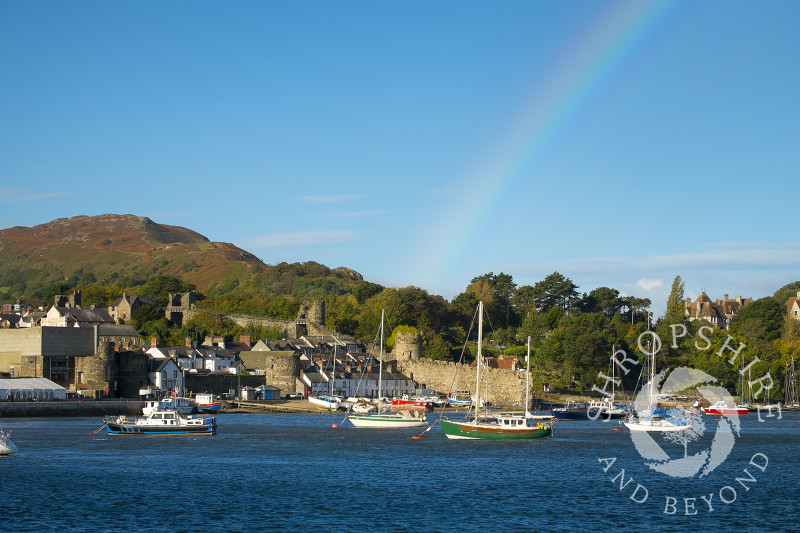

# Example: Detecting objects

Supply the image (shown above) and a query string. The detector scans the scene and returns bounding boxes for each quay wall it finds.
[0,400,144,418]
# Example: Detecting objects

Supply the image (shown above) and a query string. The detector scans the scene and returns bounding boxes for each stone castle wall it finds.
[399,357,531,409]
[183,299,331,339]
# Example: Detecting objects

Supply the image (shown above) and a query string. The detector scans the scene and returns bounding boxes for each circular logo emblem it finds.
[628,366,742,478]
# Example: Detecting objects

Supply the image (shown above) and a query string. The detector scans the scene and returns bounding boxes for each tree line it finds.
[45,271,800,399]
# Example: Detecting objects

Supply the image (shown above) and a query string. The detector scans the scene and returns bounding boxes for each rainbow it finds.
[420,1,688,291]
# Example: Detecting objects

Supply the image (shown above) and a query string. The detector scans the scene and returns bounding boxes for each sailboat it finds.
[588,346,628,420]
[0,425,18,455]
[346,309,427,428]
[308,342,345,410]
[785,357,799,410]
[624,341,691,433]
[438,302,553,440]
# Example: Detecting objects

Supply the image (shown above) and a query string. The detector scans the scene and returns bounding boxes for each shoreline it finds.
[0,394,623,418]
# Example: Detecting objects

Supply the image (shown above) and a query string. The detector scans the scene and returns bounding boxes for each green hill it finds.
[0,214,363,306]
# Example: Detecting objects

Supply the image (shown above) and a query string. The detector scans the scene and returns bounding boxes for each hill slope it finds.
[0,214,363,303]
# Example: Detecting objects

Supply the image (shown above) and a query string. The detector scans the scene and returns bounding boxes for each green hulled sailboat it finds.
[438,302,553,440]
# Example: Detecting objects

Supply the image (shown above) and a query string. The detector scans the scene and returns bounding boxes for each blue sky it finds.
[1,1,798,316]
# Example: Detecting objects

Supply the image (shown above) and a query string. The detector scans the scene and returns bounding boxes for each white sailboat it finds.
[624,342,691,433]
[0,425,18,455]
[309,345,344,410]
[346,309,426,428]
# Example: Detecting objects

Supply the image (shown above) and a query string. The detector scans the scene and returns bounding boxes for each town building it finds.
[108,292,155,322]
[786,291,800,321]
[684,293,752,330]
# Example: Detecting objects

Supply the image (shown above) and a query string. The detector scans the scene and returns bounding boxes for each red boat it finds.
[391,398,435,412]
[703,400,749,415]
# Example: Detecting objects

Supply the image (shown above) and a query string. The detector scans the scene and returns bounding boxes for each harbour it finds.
[1,411,797,531]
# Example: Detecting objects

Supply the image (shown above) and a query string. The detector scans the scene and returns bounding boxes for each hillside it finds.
[0,214,363,304]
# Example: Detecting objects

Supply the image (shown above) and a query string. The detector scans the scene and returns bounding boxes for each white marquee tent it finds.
[0,378,67,401]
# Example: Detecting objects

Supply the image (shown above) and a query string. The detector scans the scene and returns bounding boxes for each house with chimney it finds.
[785,291,800,321]
[684,293,752,330]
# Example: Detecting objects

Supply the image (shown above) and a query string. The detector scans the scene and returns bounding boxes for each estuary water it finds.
[1,410,797,532]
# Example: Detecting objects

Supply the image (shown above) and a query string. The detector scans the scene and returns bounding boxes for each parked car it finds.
[288,392,305,399]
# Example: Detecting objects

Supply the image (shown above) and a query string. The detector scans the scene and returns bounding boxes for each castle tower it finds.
[393,331,422,361]
[297,300,325,326]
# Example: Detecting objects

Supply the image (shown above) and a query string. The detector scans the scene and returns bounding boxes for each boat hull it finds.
[105,422,216,435]
[0,439,17,455]
[624,420,690,432]
[438,419,552,440]
[308,396,342,410]
[703,407,748,415]
[551,409,590,421]
[196,402,222,413]
[347,414,426,428]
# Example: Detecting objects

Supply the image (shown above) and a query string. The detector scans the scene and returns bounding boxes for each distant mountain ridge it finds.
[0,214,363,303]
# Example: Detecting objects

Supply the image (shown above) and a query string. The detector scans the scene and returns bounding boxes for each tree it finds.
[531,272,579,313]
[584,287,622,317]
[665,275,685,324]
[141,275,196,309]
[512,285,537,318]
[493,272,517,328]
[44,282,73,306]
[730,297,785,342]
[774,281,800,306]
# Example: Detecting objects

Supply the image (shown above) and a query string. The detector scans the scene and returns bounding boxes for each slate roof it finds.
[109,294,155,307]
[51,306,115,324]
[97,324,140,336]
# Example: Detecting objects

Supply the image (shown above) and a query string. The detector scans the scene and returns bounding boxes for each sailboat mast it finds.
[331,343,336,396]
[476,302,483,415]
[526,336,531,416]
[378,309,384,400]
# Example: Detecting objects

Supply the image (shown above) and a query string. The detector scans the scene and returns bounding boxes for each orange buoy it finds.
[714,418,721,421]
[612,428,621,431]
[411,436,422,440]
[331,423,339,428]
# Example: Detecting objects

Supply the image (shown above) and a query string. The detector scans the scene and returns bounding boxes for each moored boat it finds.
[703,400,749,416]
[391,397,435,412]
[143,396,195,415]
[194,393,222,413]
[551,401,591,421]
[439,413,553,440]
[347,408,426,428]
[104,409,216,435]
[1,425,18,455]
[350,402,377,414]
[308,394,343,410]
[346,309,427,429]
[623,341,693,433]
[438,304,553,440]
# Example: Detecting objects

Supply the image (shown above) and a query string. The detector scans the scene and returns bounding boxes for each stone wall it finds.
[400,358,531,409]
[76,341,115,394]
